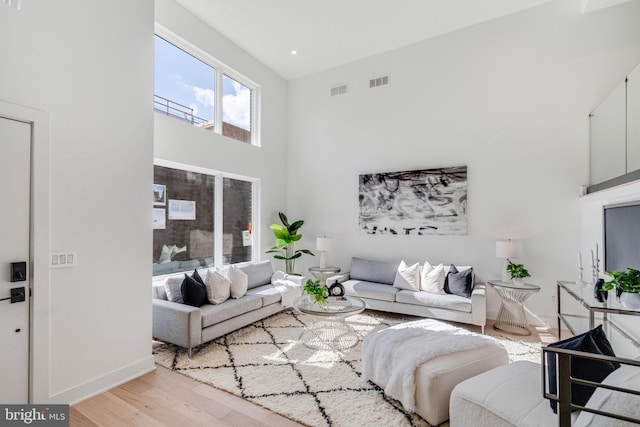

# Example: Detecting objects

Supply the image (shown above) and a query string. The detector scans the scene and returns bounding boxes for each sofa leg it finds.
[188,347,192,359]
[481,325,485,335]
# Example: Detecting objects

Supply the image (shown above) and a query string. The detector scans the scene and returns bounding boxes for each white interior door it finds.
[0,116,31,404]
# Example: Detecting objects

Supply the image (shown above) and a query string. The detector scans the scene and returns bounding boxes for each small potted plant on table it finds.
[602,268,640,309]
[303,279,328,305]
[506,259,531,286]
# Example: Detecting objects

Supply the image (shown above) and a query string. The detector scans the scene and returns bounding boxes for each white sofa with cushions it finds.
[152,260,303,357]
[327,257,486,333]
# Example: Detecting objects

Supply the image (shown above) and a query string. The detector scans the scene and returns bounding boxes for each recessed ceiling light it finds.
[290,50,298,56]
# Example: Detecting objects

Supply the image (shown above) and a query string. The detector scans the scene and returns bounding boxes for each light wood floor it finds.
[70,319,560,427]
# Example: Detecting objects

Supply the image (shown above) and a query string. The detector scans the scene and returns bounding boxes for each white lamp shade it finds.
[316,237,333,252]
[496,240,522,259]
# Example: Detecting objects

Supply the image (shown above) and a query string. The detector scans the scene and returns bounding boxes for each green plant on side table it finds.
[266,212,314,275]
[506,259,531,285]
[602,268,640,309]
[304,279,328,305]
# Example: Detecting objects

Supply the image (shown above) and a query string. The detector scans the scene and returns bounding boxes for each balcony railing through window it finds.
[154,95,213,130]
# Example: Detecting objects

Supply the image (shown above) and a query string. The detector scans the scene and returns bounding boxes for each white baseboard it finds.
[45,355,156,405]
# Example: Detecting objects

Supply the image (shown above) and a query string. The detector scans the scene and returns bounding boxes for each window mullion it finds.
[214,174,224,267]
[214,68,223,135]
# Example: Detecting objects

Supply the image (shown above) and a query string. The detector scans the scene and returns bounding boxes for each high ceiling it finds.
[175,0,555,80]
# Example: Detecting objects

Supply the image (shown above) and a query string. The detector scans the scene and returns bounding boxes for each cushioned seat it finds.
[396,289,472,313]
[363,319,508,426]
[341,279,400,302]
[450,361,565,427]
[200,295,262,328]
[245,284,284,306]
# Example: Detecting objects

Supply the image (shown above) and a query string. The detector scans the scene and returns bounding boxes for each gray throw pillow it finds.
[444,265,473,297]
[164,275,184,303]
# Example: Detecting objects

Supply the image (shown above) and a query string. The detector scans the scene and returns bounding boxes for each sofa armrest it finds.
[282,273,305,286]
[470,283,487,327]
[326,272,350,286]
[152,299,202,350]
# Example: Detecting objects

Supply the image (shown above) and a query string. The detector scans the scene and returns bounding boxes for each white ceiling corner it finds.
[175,0,555,80]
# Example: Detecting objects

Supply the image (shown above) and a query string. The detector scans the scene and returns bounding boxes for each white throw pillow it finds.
[205,268,231,304]
[393,261,421,291]
[164,275,184,303]
[421,261,446,294]
[228,265,248,299]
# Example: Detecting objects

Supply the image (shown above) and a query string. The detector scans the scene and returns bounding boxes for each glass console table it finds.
[557,281,640,356]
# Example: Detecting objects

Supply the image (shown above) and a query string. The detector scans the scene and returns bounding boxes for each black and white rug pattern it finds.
[153,309,541,427]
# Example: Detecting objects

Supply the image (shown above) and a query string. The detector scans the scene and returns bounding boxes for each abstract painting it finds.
[359,166,467,235]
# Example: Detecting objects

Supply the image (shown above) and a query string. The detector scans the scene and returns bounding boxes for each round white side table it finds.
[488,280,541,336]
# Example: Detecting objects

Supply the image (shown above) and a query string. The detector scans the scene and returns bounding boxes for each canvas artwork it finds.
[359,166,467,236]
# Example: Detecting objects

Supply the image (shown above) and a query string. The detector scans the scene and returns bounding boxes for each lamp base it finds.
[319,252,327,269]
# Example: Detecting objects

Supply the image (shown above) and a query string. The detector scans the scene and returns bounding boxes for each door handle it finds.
[0,287,26,303]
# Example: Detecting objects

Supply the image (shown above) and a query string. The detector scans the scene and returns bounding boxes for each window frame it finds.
[153,158,261,276]
[155,24,261,146]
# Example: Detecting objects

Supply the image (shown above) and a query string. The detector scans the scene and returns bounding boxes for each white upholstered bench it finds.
[362,319,509,425]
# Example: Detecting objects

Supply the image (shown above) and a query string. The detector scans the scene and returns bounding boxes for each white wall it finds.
[287,0,640,325]
[154,0,289,260]
[0,0,155,403]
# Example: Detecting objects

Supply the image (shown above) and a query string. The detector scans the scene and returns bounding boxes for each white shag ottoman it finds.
[362,319,509,426]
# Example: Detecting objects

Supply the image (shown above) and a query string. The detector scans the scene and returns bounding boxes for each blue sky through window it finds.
[154,35,252,131]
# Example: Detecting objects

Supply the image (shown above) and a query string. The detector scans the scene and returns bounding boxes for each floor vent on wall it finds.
[330,84,348,96]
[369,75,389,88]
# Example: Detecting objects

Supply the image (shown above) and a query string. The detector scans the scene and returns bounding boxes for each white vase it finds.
[512,278,525,286]
[620,292,640,309]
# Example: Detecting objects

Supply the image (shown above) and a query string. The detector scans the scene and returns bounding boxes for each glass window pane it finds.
[222,74,252,143]
[153,166,215,275]
[154,35,215,130]
[223,178,253,264]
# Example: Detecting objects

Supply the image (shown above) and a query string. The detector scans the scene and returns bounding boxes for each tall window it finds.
[154,33,259,144]
[153,164,256,276]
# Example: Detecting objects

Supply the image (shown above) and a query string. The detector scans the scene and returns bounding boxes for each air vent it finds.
[330,84,348,96]
[369,75,389,88]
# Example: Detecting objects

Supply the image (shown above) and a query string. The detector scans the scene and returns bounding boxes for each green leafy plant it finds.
[506,259,531,279]
[303,279,328,305]
[266,212,314,274]
[602,268,640,293]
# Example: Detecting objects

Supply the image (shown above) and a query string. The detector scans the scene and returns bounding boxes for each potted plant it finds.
[303,279,328,305]
[602,268,640,309]
[506,259,531,285]
[266,212,314,274]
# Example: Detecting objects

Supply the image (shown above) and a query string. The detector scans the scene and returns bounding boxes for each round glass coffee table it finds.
[293,295,366,350]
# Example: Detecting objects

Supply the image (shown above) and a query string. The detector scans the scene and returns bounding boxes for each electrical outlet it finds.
[51,251,77,268]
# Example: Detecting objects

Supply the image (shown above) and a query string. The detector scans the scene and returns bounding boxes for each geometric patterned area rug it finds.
[153,309,541,427]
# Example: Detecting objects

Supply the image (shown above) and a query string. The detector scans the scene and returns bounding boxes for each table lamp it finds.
[316,237,333,269]
[496,239,523,282]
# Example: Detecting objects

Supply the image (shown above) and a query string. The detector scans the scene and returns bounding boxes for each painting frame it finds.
[358,166,467,236]
[153,184,166,206]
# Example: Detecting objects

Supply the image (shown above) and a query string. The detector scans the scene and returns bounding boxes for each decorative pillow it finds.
[164,275,184,303]
[192,269,205,286]
[205,269,231,304]
[574,365,640,426]
[547,325,621,413]
[393,261,421,291]
[180,274,208,307]
[228,265,248,299]
[420,261,445,294]
[444,265,473,297]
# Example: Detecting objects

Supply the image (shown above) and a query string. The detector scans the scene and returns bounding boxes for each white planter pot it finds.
[512,278,525,286]
[620,292,640,309]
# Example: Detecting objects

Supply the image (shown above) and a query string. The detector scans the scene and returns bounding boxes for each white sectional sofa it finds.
[327,257,486,333]
[152,260,303,356]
